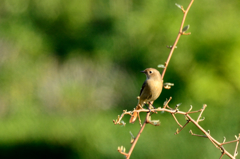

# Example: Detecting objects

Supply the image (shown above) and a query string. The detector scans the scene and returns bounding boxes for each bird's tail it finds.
[129,106,141,123]
[129,98,144,123]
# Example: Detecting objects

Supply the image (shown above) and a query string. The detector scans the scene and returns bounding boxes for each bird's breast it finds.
[147,80,162,101]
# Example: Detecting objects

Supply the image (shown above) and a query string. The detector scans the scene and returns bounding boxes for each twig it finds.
[113,109,132,125]
[196,104,207,123]
[221,139,239,146]
[115,101,239,158]
[189,130,207,138]
[234,134,239,157]
[172,114,183,127]
[185,114,237,158]
[175,120,190,135]
[163,97,172,109]
[126,113,150,159]
[161,0,194,79]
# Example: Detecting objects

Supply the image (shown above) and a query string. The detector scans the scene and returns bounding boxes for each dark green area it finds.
[0,0,240,158]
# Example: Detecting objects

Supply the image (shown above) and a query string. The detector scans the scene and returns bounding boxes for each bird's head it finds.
[141,68,162,80]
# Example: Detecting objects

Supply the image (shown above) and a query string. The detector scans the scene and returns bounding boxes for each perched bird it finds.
[129,68,163,123]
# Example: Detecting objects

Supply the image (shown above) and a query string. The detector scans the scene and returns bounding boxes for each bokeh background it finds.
[0,0,240,158]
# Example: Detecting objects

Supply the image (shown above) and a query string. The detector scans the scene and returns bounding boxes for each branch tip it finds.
[188,105,193,112]
[175,3,185,13]
[198,117,205,122]
[175,128,179,135]
[189,130,193,135]
[207,130,210,134]
[223,137,226,143]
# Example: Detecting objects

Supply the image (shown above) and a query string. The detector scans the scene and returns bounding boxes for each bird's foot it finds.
[148,102,157,115]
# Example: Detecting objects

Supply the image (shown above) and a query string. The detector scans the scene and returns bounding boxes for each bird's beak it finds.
[141,70,145,73]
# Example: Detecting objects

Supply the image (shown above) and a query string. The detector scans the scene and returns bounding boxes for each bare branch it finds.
[126,113,150,159]
[113,0,239,158]
[172,114,183,127]
[163,97,172,109]
[161,0,194,79]
[175,120,190,135]
[196,104,207,123]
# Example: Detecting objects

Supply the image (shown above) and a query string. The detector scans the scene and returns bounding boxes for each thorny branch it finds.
[114,1,194,158]
[113,102,240,159]
[113,0,240,158]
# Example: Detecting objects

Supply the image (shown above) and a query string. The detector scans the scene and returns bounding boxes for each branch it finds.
[114,102,240,159]
[126,113,150,159]
[161,0,194,79]
[113,0,240,158]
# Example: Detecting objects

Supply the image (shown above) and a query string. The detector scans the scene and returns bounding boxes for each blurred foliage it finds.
[0,0,240,158]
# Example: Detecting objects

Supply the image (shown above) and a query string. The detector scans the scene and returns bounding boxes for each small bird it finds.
[129,68,163,123]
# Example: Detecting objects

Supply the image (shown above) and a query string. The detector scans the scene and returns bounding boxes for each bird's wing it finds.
[140,80,152,99]
[140,81,146,96]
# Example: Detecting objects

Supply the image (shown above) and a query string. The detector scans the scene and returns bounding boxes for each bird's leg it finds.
[136,104,143,110]
[148,101,153,113]
[148,101,157,115]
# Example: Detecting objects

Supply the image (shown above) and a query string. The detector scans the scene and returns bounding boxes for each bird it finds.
[129,68,163,123]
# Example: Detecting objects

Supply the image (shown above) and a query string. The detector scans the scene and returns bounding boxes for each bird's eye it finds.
[149,71,152,74]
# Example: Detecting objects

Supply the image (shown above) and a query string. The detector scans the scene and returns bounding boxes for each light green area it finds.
[0,0,239,158]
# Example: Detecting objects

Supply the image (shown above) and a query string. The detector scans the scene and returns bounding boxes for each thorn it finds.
[189,130,193,135]
[203,104,207,109]
[183,32,191,35]
[198,117,205,122]
[188,105,192,112]
[130,138,134,144]
[223,137,226,143]
[176,128,179,134]
[207,130,210,134]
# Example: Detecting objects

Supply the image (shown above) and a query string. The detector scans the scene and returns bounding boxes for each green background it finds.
[0,0,239,158]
